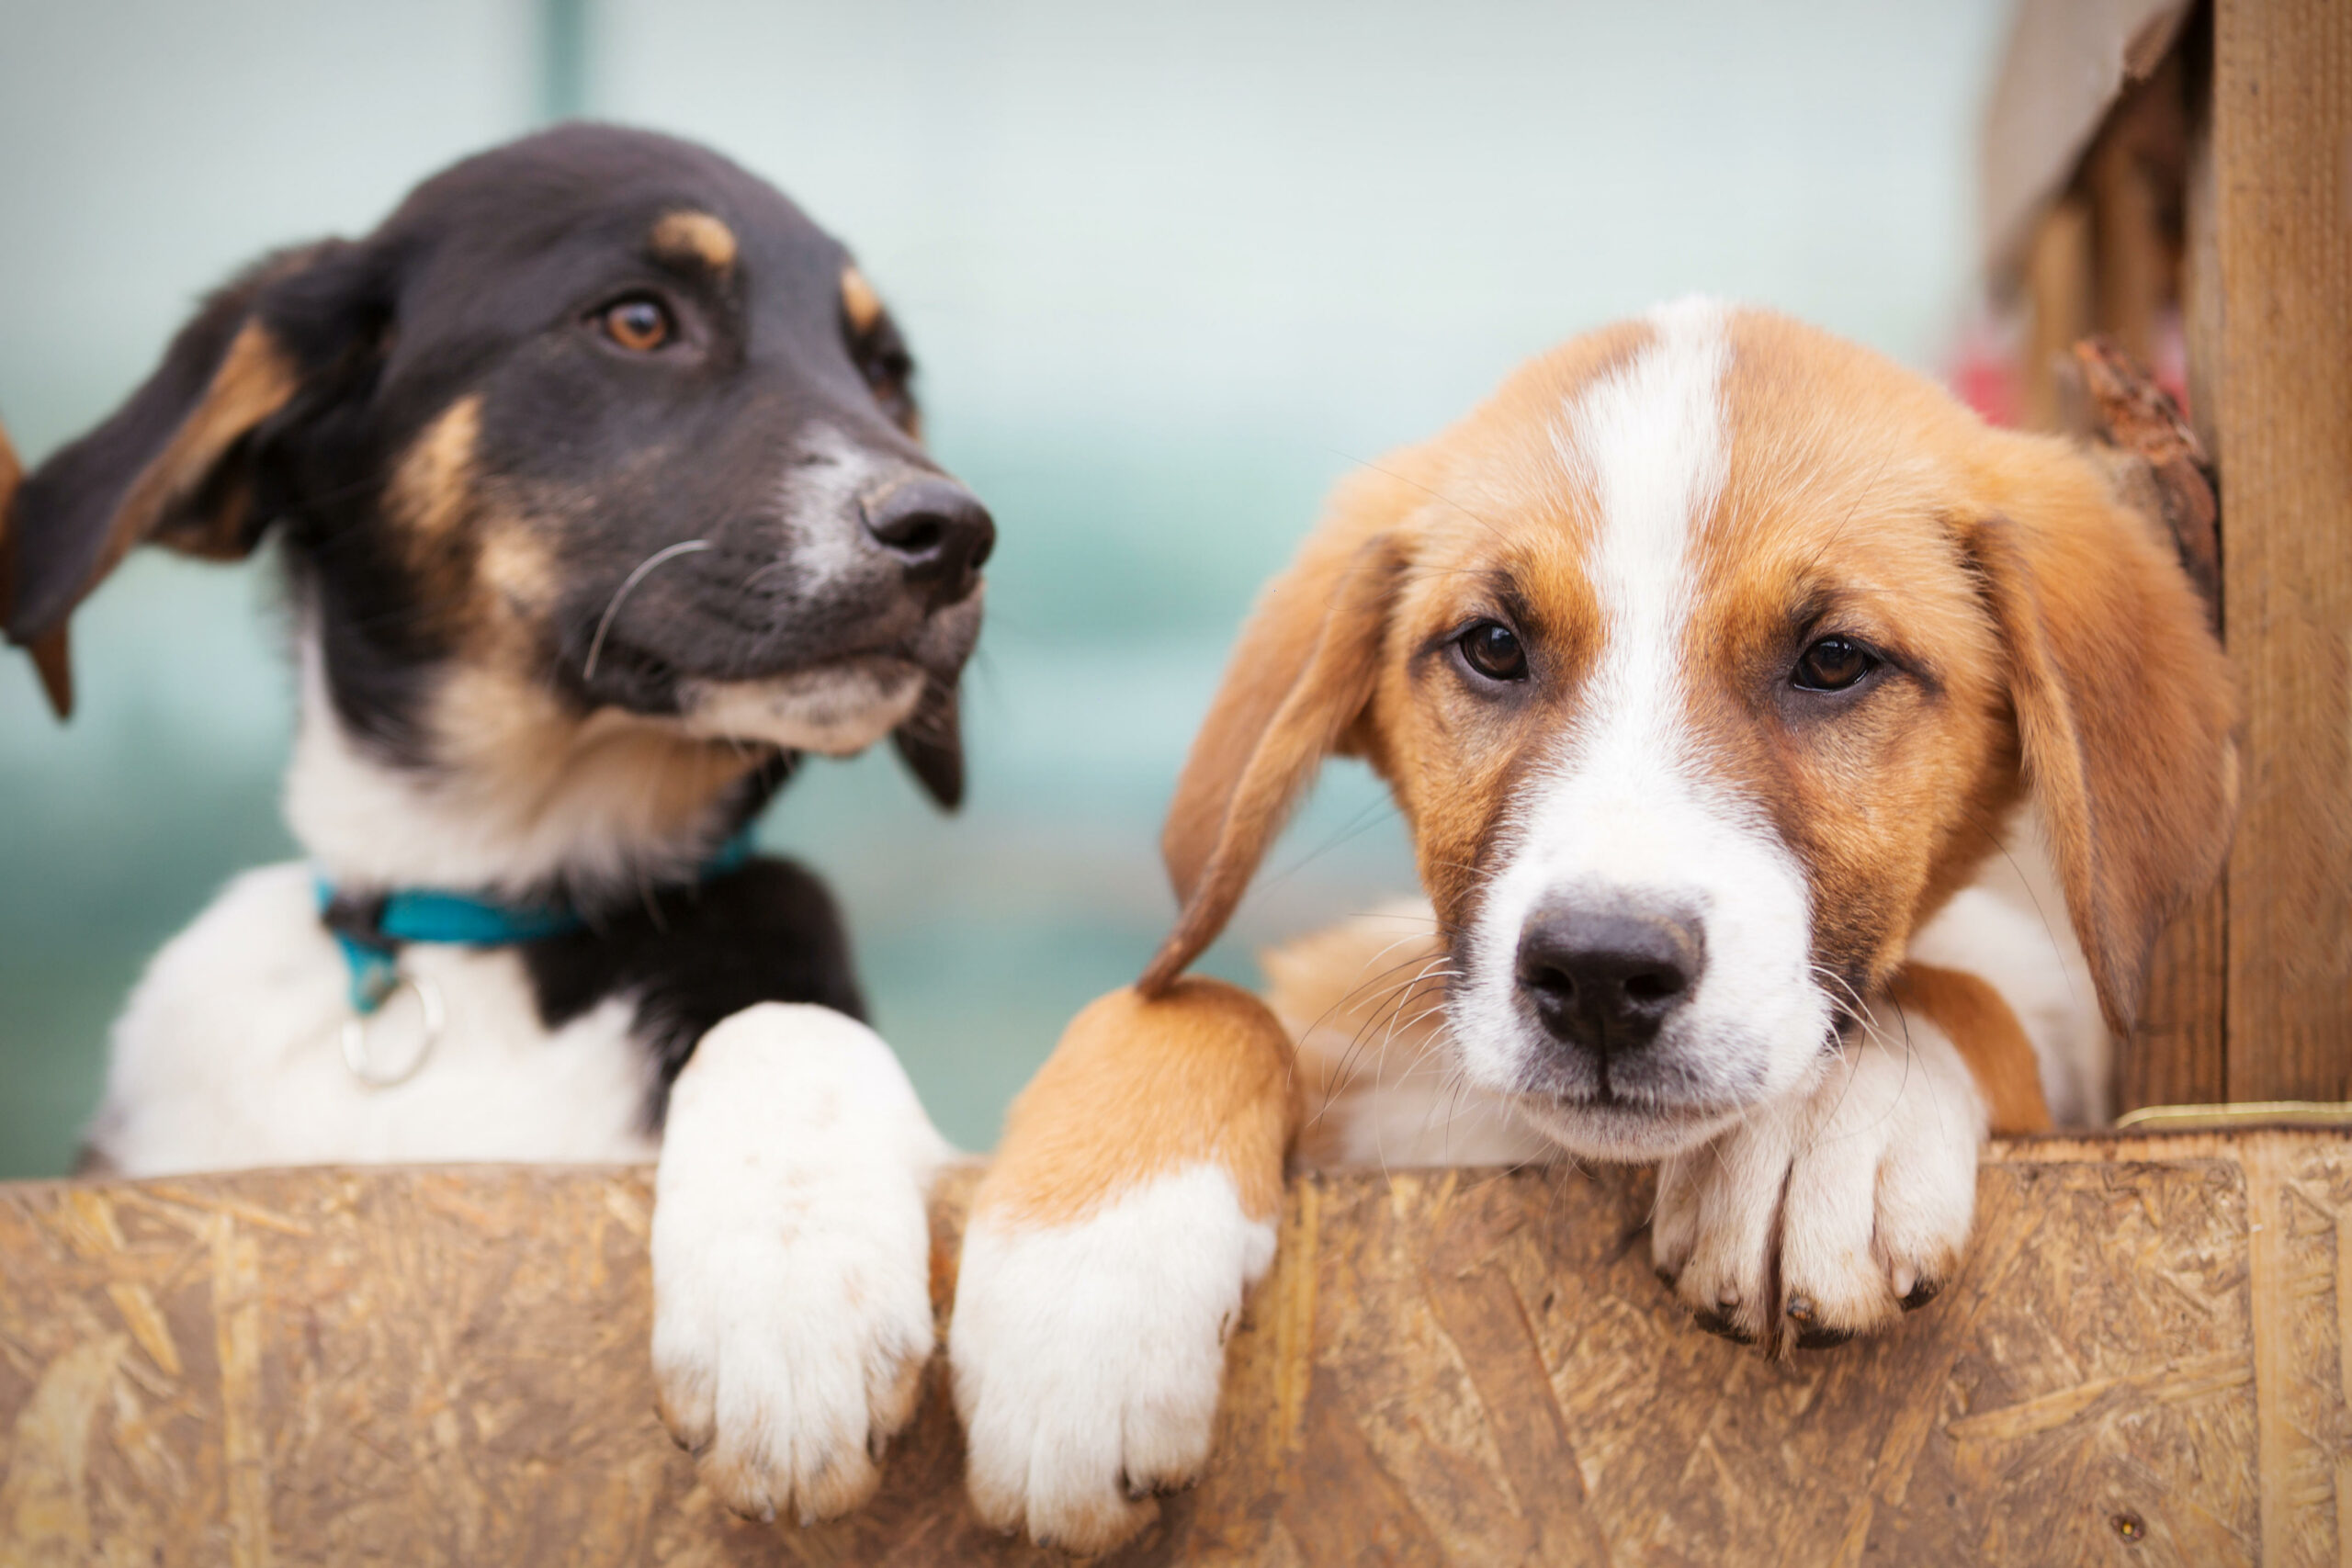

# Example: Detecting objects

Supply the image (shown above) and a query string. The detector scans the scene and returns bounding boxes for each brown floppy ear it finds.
[1139,459,1429,995]
[1,243,355,718]
[1966,447,2239,1039]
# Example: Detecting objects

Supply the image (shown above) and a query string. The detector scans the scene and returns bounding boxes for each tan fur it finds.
[1889,964,2052,1135]
[388,396,481,552]
[380,397,565,671]
[113,321,299,568]
[973,978,1299,1228]
[1144,532,1408,991]
[967,309,2237,1554]
[431,665,764,862]
[474,524,559,622]
[839,264,884,335]
[650,210,738,273]
[12,320,301,718]
[0,416,20,580]
[384,395,485,621]
[1961,453,2242,1036]
[983,303,2233,1328]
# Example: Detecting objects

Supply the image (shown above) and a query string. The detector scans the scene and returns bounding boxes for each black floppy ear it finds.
[1,241,375,717]
[891,674,965,809]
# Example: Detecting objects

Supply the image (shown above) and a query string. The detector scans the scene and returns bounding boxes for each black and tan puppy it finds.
[2,125,991,1522]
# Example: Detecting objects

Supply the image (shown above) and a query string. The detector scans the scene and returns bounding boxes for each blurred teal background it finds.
[0,0,2007,1174]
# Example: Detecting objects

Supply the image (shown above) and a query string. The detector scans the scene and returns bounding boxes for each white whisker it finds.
[582,539,713,682]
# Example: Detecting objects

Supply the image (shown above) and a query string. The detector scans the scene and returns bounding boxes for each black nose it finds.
[1515,898,1705,1055]
[863,477,995,605]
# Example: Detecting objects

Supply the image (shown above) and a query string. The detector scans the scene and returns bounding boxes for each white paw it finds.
[1652,1016,1985,1350]
[650,1004,949,1523]
[949,1164,1275,1553]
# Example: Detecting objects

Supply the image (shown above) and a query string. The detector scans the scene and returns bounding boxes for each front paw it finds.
[1651,1026,1984,1351]
[949,1165,1276,1553]
[650,1004,947,1523]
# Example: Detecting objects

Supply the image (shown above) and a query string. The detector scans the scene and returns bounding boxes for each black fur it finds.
[524,856,866,1130]
[5,124,989,784]
[4,126,994,1120]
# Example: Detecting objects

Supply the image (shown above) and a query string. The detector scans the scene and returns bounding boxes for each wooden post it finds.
[2210,0,2352,1101]
[2135,26,2233,1113]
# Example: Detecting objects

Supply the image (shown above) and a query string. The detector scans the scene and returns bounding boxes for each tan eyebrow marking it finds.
[840,264,884,333]
[388,394,481,553]
[649,210,738,272]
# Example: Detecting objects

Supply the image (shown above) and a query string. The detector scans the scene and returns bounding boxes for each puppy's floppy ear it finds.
[0,416,22,626]
[891,674,965,810]
[1138,458,1429,995]
[2,241,379,717]
[1966,441,2239,1038]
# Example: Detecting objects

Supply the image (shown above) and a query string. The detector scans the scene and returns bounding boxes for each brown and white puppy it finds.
[946,300,2236,1551]
[4,126,991,1524]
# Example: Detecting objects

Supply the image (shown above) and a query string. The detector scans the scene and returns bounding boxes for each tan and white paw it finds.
[650,1004,949,1523]
[1652,1019,1985,1351]
[949,1164,1276,1553]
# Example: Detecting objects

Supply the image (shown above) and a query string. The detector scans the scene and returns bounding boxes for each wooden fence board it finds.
[2,1138,2342,1564]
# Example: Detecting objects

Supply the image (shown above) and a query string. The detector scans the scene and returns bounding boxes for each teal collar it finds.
[316,825,759,1014]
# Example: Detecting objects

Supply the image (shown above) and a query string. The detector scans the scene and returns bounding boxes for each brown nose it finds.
[863,478,995,606]
[1515,897,1706,1055]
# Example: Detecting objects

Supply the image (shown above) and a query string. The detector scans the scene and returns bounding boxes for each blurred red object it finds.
[1947,309,2023,428]
[1945,305,2189,433]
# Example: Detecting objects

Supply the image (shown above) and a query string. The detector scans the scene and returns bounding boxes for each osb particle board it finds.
[0,1134,2342,1565]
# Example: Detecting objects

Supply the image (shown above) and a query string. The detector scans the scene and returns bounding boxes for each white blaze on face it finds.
[1451,299,1832,1159]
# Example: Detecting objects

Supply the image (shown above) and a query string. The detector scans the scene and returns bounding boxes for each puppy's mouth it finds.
[1481,1015,1773,1161]
[1510,1087,1745,1161]
[677,651,927,755]
[582,582,983,753]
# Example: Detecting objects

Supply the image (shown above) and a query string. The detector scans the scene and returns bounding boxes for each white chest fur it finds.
[87,862,661,1175]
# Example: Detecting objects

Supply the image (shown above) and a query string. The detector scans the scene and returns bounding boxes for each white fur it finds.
[681,661,924,755]
[775,423,902,588]
[1651,998,1985,1344]
[87,861,660,1173]
[1454,298,1831,1159]
[1302,1064,1555,1169]
[1274,898,1558,1168]
[652,1005,950,1523]
[950,1165,1277,1552]
[285,647,752,899]
[1908,816,2109,1124]
[108,616,959,1524]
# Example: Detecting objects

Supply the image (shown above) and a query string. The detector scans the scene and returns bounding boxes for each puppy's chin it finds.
[677,658,925,755]
[1509,1094,1744,1163]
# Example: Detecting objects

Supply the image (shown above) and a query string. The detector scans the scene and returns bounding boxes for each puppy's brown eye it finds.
[596,297,673,352]
[1459,620,1528,682]
[1792,635,1879,693]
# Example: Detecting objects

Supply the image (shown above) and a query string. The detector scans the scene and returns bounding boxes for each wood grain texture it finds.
[1,1138,2341,1564]
[2212,0,2352,1101]
[2128,48,2232,1114]
[2130,889,2228,1108]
